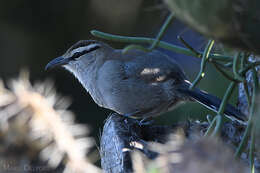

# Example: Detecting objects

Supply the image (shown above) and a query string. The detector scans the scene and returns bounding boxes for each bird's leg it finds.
[122,109,154,126]
[121,111,141,125]
[138,117,154,126]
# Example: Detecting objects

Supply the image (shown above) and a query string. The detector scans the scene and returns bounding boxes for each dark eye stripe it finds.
[70,45,100,60]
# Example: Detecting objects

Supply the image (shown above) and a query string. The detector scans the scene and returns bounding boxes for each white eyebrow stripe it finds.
[70,43,101,55]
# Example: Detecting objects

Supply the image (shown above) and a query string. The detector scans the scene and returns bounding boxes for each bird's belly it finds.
[96,60,177,117]
[99,79,170,117]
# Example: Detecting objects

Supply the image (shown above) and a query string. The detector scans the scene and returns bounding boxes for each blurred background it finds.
[0,0,232,138]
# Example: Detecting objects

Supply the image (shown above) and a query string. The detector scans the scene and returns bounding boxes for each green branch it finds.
[233,52,245,81]
[209,82,236,137]
[122,13,174,53]
[217,82,236,115]
[204,115,221,137]
[177,36,201,57]
[210,115,222,137]
[240,61,260,75]
[91,30,233,61]
[149,13,174,50]
[189,40,214,89]
[122,45,149,54]
[250,124,255,171]
[212,61,240,83]
[243,81,251,106]
[235,68,258,158]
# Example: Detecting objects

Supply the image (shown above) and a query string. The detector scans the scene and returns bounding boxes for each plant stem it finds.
[177,36,201,57]
[217,82,236,115]
[243,81,251,106]
[149,13,174,50]
[235,69,258,158]
[210,82,236,137]
[240,61,260,75]
[91,30,232,61]
[212,61,240,83]
[233,52,245,81]
[250,124,255,171]
[122,45,150,54]
[210,115,222,137]
[204,115,219,137]
[189,40,214,89]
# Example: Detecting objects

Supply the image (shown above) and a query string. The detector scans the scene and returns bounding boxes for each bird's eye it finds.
[70,45,101,61]
[70,52,82,60]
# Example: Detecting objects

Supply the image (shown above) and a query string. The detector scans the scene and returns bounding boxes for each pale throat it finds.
[64,62,106,107]
[64,63,97,93]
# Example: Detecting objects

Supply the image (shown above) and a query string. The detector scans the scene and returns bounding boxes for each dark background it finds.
[0,0,232,138]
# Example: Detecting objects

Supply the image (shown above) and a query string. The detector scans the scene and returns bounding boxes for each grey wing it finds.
[123,49,187,85]
[97,49,188,118]
[118,50,188,117]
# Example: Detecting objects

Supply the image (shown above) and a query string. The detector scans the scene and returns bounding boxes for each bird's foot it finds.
[122,109,154,126]
[138,117,154,126]
[122,112,154,126]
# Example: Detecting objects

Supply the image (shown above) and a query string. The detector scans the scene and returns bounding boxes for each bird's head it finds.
[45,40,111,71]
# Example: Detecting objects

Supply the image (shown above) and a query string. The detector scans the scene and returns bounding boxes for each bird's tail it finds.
[177,83,247,123]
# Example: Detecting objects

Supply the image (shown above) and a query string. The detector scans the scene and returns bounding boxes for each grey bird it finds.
[45,40,247,123]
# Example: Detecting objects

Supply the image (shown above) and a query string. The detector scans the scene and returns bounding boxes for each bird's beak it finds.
[45,56,70,71]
